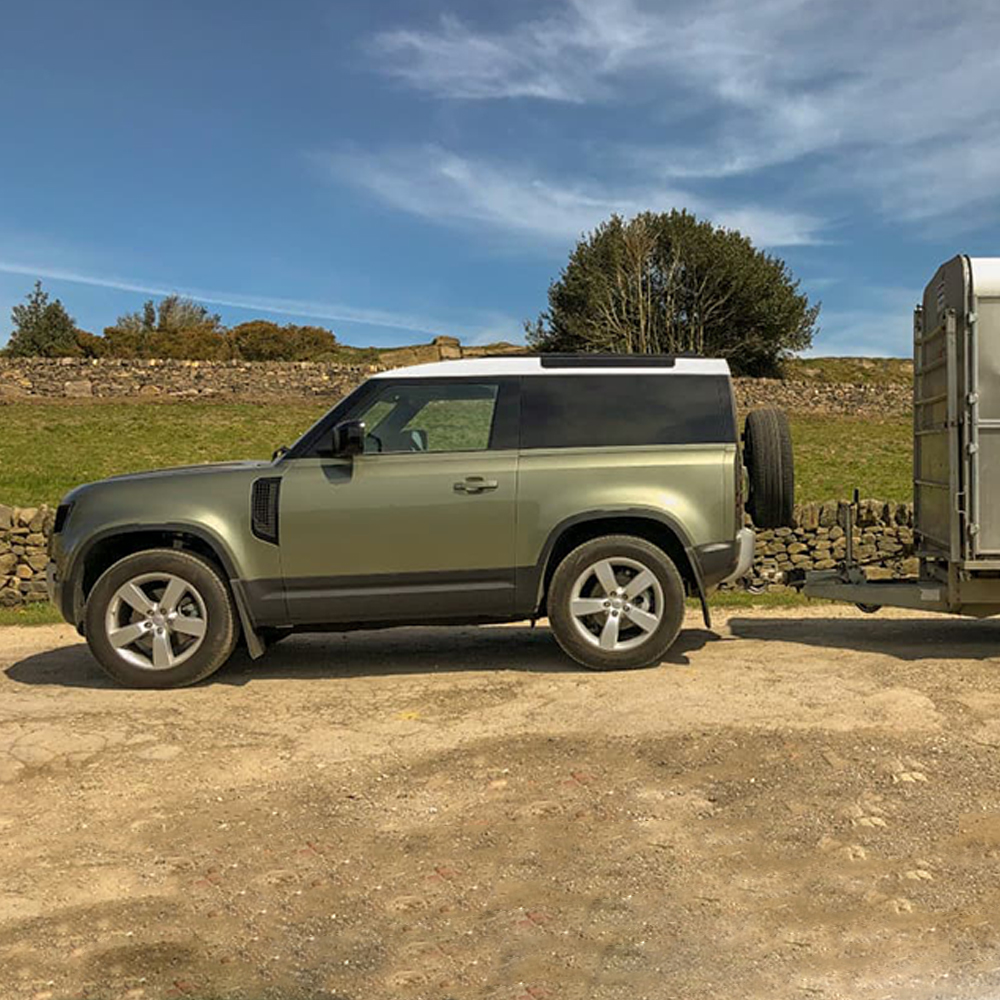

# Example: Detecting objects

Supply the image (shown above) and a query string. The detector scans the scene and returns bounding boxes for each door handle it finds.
[454,476,499,494]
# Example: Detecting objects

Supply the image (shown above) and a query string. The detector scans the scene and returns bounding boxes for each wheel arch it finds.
[529,509,709,624]
[68,524,236,620]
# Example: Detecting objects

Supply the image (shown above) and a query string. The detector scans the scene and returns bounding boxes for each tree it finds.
[103,295,226,358]
[527,210,819,376]
[5,281,80,357]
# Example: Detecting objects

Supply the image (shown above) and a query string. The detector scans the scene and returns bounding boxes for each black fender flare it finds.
[525,507,711,628]
[66,522,265,656]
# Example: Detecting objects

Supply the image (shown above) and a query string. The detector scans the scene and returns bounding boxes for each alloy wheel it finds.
[104,572,208,671]
[568,556,664,652]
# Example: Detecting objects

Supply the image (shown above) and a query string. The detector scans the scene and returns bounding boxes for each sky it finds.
[1,0,999,357]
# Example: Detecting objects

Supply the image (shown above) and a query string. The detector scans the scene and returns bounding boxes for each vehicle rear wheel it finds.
[83,548,238,688]
[744,407,795,529]
[548,535,685,671]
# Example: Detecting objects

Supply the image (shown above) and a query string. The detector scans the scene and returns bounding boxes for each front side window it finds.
[354,382,499,454]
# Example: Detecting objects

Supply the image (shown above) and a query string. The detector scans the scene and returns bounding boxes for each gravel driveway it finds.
[3,607,1000,1000]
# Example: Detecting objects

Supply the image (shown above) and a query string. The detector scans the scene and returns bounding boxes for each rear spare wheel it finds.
[743,408,794,529]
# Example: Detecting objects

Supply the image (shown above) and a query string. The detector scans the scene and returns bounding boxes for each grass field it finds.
[0,401,328,506]
[0,402,912,507]
[783,356,913,385]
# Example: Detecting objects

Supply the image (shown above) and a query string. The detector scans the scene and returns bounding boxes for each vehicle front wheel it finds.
[83,548,238,688]
[547,535,686,671]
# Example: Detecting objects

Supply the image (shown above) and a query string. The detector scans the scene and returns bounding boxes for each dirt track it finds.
[4,606,1000,1000]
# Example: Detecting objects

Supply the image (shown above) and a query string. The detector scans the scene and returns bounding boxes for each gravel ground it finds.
[3,607,1000,1000]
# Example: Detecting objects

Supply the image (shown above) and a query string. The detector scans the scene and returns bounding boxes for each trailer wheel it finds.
[856,603,881,614]
[743,408,795,529]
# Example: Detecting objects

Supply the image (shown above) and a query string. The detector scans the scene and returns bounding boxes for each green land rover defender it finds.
[46,355,793,687]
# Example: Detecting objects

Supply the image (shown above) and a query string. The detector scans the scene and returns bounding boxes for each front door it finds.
[278,378,519,624]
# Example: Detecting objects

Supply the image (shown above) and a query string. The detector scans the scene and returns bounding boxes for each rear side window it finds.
[521,375,735,449]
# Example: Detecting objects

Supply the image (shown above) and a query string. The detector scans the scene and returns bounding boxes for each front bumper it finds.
[721,528,756,584]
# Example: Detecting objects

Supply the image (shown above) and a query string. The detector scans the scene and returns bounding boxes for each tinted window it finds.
[521,375,735,449]
[355,382,499,454]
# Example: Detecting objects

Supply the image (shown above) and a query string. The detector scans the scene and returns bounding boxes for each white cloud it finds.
[0,261,461,337]
[320,146,825,248]
[369,0,1000,224]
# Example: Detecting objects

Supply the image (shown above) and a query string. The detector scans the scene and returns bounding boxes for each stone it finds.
[0,554,15,574]
[64,379,93,398]
[829,526,844,540]
[26,553,48,571]
[787,542,808,555]
[26,533,45,546]
[15,565,32,580]
[17,507,37,527]
[0,504,11,530]
[819,501,839,528]
[138,384,161,396]
[814,558,837,570]
[798,504,820,531]
[28,511,45,533]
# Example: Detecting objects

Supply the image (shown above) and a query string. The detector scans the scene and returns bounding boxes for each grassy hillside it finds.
[0,403,912,507]
[782,356,913,385]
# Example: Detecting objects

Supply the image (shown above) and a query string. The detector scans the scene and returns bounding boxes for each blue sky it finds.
[2,0,999,356]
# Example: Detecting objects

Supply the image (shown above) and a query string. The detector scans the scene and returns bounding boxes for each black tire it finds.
[547,535,685,671]
[743,408,795,529]
[83,548,238,689]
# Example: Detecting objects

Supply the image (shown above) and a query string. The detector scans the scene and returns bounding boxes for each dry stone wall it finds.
[0,358,911,417]
[0,504,55,608]
[733,379,910,418]
[743,500,917,589]
[0,358,379,401]
[0,499,917,609]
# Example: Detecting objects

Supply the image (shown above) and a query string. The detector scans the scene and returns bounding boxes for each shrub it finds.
[74,330,106,358]
[231,321,337,361]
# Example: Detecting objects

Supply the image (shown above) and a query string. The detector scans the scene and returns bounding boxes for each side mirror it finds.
[332,420,366,457]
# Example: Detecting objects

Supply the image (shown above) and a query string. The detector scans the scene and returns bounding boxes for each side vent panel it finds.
[251,477,282,545]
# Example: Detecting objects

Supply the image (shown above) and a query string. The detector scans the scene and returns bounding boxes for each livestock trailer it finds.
[802,255,1000,616]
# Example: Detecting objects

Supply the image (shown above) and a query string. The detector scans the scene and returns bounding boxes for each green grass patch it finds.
[0,403,913,508]
[790,415,912,504]
[0,602,64,626]
[783,356,913,385]
[0,401,328,506]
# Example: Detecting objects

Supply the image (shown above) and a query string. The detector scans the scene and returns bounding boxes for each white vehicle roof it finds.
[372,356,731,379]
